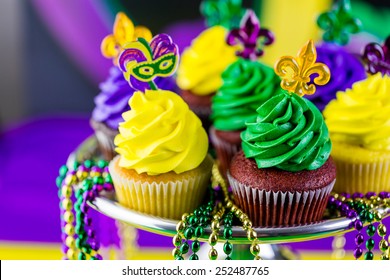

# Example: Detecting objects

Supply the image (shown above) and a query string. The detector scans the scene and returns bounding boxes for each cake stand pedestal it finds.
[67,136,390,260]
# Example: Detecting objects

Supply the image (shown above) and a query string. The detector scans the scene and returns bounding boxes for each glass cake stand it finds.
[67,136,390,260]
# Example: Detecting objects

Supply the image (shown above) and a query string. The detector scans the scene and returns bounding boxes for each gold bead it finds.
[254,255,262,260]
[380,254,389,260]
[374,211,382,221]
[176,221,186,233]
[172,234,182,247]
[231,205,237,212]
[377,224,387,236]
[213,215,221,220]
[211,221,220,230]
[339,195,345,202]
[61,199,73,211]
[235,209,242,217]
[208,248,218,260]
[247,230,257,241]
[61,186,72,198]
[209,233,218,246]
[243,219,252,229]
[239,213,247,221]
[66,248,76,260]
[226,201,233,209]
[181,213,189,221]
[64,224,75,235]
[63,211,74,223]
[76,170,88,180]
[65,236,75,248]
[250,243,261,256]
[379,240,389,252]
[332,236,346,248]
[333,193,339,199]
[172,248,181,258]
[64,175,77,185]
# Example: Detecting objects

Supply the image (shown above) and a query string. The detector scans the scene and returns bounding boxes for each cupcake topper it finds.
[362,36,390,76]
[118,34,179,91]
[101,12,152,65]
[200,0,245,29]
[274,40,331,97]
[317,0,361,46]
[227,10,274,60]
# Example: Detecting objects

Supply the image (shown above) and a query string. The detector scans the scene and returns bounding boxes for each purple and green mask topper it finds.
[226,9,274,61]
[118,34,179,91]
[317,0,362,46]
[363,35,390,76]
[200,0,246,29]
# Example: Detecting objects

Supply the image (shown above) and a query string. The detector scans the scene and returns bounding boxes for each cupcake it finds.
[176,25,238,128]
[307,0,366,111]
[91,13,176,160]
[210,10,278,176]
[109,34,213,219]
[228,40,336,227]
[90,67,176,160]
[323,73,390,194]
[109,90,213,219]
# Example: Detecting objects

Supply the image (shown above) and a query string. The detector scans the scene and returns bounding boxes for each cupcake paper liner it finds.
[90,119,118,161]
[333,160,390,194]
[228,173,335,227]
[109,158,211,220]
[209,126,241,177]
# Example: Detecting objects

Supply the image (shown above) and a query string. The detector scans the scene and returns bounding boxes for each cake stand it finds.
[67,136,390,260]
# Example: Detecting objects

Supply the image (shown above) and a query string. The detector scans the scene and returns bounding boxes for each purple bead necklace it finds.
[328,192,390,260]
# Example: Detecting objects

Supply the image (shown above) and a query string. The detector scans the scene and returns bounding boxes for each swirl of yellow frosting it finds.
[176,26,238,96]
[324,73,390,151]
[114,90,209,175]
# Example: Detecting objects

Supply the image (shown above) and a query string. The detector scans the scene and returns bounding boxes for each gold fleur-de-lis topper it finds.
[100,12,152,65]
[274,40,331,97]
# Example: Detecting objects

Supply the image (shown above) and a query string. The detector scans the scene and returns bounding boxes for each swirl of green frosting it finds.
[241,90,331,172]
[211,58,282,131]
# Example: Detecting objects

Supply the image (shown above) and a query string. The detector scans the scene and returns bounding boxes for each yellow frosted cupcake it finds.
[108,33,213,219]
[109,90,213,219]
[324,73,390,193]
[176,26,238,127]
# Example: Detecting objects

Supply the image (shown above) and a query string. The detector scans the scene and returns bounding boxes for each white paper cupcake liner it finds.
[109,159,211,220]
[209,126,241,177]
[227,173,335,227]
[333,160,390,194]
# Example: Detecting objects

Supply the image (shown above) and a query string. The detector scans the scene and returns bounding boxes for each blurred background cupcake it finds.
[210,10,280,176]
[306,0,366,111]
[176,0,245,129]
[228,41,336,227]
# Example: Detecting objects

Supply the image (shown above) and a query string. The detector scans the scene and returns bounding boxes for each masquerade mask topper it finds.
[363,36,390,76]
[317,0,362,46]
[200,0,245,29]
[101,12,152,65]
[226,9,274,61]
[274,40,331,97]
[119,34,179,91]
